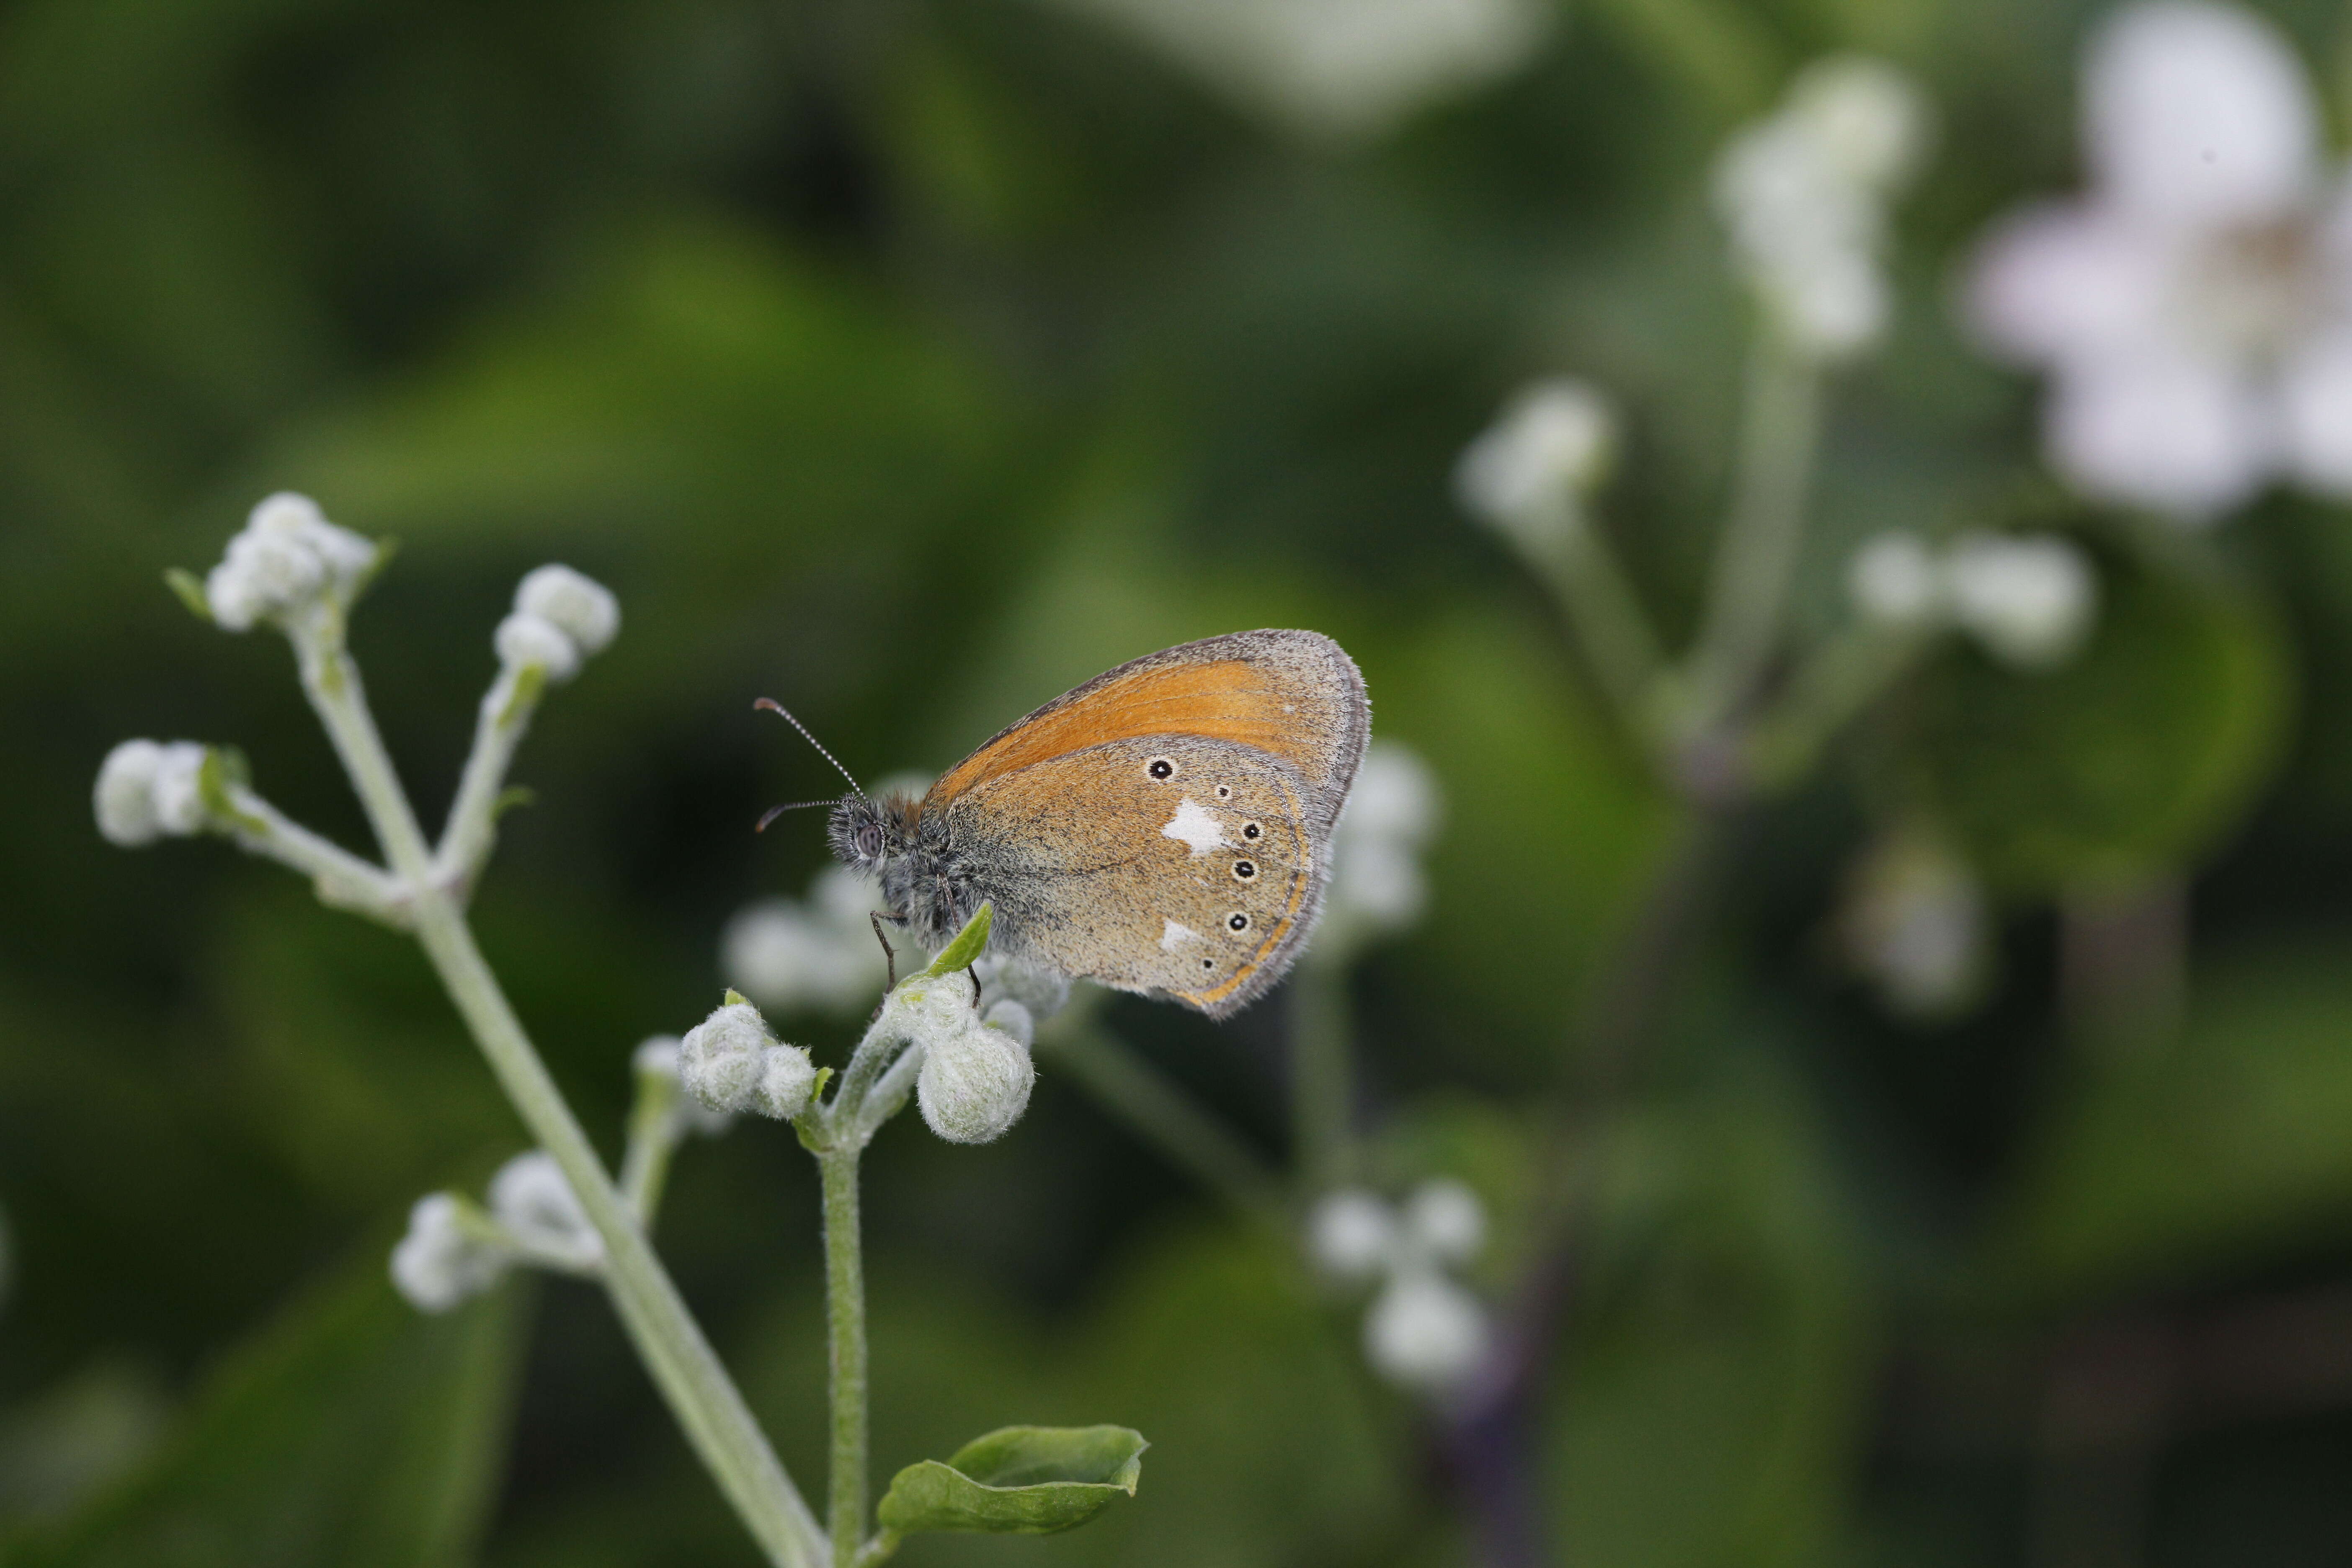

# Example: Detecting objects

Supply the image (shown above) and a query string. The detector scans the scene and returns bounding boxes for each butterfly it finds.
[766,630,1367,1018]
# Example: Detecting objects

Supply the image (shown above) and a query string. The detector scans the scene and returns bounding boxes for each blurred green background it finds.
[12,0,2352,1562]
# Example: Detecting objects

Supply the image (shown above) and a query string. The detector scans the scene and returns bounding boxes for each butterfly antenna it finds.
[753,697,870,804]
[754,799,838,833]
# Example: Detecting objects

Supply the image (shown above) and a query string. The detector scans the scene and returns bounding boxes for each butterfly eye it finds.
[1147,758,1175,781]
[856,823,883,860]
[1227,912,1249,932]
[1231,859,1257,881]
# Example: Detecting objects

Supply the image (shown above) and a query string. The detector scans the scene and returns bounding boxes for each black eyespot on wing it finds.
[1147,758,1175,780]
[1232,859,1257,881]
[1215,784,1231,799]
[1202,958,1215,970]
[1241,821,1262,840]
[1228,912,1249,932]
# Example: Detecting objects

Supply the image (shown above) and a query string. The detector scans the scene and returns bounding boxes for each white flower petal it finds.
[2279,330,2352,495]
[2086,1,2317,228]
[2045,353,2272,517]
[1308,1189,1397,1279]
[1967,202,2178,366]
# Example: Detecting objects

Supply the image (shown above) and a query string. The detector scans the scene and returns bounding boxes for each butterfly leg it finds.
[870,912,898,991]
[966,964,981,1010]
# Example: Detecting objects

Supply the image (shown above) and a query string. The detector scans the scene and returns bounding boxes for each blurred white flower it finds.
[203,492,379,633]
[1363,1269,1491,1393]
[390,1194,512,1313]
[1944,531,2098,669]
[487,1152,603,1271]
[1716,56,1931,359]
[493,613,580,681]
[722,866,890,1015]
[1837,825,1990,1019]
[1456,379,1617,552]
[1319,741,1444,959]
[1308,1188,1397,1279]
[1968,2,2352,518]
[1848,532,1942,627]
[1047,0,1549,144]
[92,740,213,846]
[1844,530,2098,669]
[514,565,620,658]
[1308,1178,1492,1395]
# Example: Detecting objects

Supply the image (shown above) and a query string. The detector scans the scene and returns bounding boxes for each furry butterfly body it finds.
[829,629,1368,1017]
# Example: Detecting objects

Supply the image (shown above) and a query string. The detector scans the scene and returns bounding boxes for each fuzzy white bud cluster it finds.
[1455,378,1617,553]
[494,564,619,683]
[1837,824,1989,1019]
[1319,741,1444,961]
[93,740,215,847]
[1714,56,1930,359]
[898,976,1036,1144]
[678,1001,818,1121]
[722,867,891,1016]
[389,1150,606,1313]
[1848,529,2098,669]
[203,493,379,633]
[1308,1179,1491,1395]
[487,1152,603,1270]
[634,1035,735,1137]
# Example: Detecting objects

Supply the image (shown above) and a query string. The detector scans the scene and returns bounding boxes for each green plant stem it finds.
[1288,958,1355,1191]
[1742,623,1929,791]
[294,629,825,1568]
[619,1074,681,1224]
[1525,505,1671,752]
[1684,338,1823,734]
[1042,1019,1287,1233]
[820,1148,869,1568]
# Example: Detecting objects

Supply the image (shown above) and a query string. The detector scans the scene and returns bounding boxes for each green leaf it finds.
[161,569,211,622]
[875,1424,1145,1536]
[923,902,993,977]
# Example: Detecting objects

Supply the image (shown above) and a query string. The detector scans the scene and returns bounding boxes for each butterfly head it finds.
[827,789,922,876]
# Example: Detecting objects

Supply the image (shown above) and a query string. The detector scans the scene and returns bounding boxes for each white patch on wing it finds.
[1161,919,1198,952]
[1161,796,1226,856]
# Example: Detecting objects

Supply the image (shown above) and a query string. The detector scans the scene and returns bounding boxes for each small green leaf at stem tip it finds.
[195,747,266,834]
[722,989,750,1008]
[923,903,993,977]
[875,1425,1146,1536]
[164,567,212,622]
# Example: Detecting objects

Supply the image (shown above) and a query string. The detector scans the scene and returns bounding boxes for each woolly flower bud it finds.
[1848,532,1943,627]
[1363,1269,1491,1393]
[635,1035,732,1135]
[390,1194,511,1312]
[679,1001,816,1119]
[488,1152,602,1269]
[1403,1178,1486,1266]
[1456,379,1617,546]
[93,740,213,846]
[204,492,377,632]
[901,980,1034,1144]
[1945,531,2097,670]
[1308,1189,1396,1280]
[514,565,620,658]
[973,953,1072,1026]
[494,612,582,682]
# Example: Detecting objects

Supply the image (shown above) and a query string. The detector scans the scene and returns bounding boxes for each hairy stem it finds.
[295,630,825,1568]
[820,1148,869,1568]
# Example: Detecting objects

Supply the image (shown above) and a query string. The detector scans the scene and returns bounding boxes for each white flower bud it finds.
[204,492,377,631]
[1308,1189,1396,1280]
[635,1034,731,1135]
[972,953,1071,1025]
[1363,1269,1490,1393]
[1456,379,1617,544]
[1321,741,1444,955]
[1945,531,2097,669]
[905,980,1034,1144]
[1848,532,1944,627]
[514,565,620,658]
[487,1152,602,1269]
[981,999,1035,1047]
[1403,1178,1486,1266]
[94,740,214,846]
[1784,55,1930,191]
[756,1044,819,1120]
[390,1193,512,1313]
[679,1001,778,1112]
[493,612,582,681]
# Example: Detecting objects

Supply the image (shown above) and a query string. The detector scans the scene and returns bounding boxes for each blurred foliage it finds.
[11,0,2352,1563]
